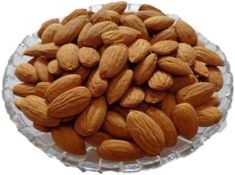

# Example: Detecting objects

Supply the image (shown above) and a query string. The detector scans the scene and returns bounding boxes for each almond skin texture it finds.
[194,46,224,66]
[35,82,51,98]
[139,4,165,14]
[148,70,174,91]
[24,43,59,58]
[47,59,63,76]
[193,60,209,77]
[99,44,128,78]
[41,23,62,44]
[158,56,192,75]
[151,40,178,55]
[61,9,90,25]
[91,10,120,24]
[100,1,127,14]
[144,88,165,104]
[57,43,80,71]
[87,68,108,97]
[78,47,100,67]
[133,53,158,85]
[85,131,113,147]
[120,15,149,39]
[34,57,54,82]
[111,104,130,117]
[37,18,60,38]
[196,106,222,127]
[136,10,165,21]
[200,96,220,107]
[97,139,144,161]
[33,123,52,133]
[172,103,199,139]
[54,15,89,45]
[106,69,133,105]
[72,65,90,82]
[15,63,38,84]
[151,28,178,44]
[161,93,176,118]
[175,19,198,46]
[176,82,215,107]
[51,126,86,155]
[13,83,36,97]
[74,97,107,136]
[119,86,145,108]
[206,66,223,91]
[45,74,81,102]
[146,107,178,147]
[48,86,91,118]
[127,110,165,155]
[19,95,60,127]
[144,16,175,31]
[168,74,198,93]
[176,43,196,66]
[129,39,151,63]
[102,111,132,140]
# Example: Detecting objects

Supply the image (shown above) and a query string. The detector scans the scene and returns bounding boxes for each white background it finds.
[0,0,235,174]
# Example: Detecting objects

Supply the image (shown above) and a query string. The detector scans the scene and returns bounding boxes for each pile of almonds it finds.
[13,1,224,161]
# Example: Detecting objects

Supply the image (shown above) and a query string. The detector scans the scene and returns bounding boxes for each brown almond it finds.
[77,22,93,46]
[111,104,130,117]
[78,47,100,68]
[127,110,165,155]
[99,44,128,78]
[151,40,178,55]
[205,66,223,91]
[15,63,38,84]
[106,69,133,105]
[144,16,175,31]
[192,60,209,77]
[133,53,158,85]
[151,28,178,44]
[144,88,165,104]
[91,10,120,24]
[172,103,198,139]
[129,39,151,63]
[41,23,62,44]
[176,43,196,66]
[61,9,90,25]
[200,95,220,107]
[139,4,165,14]
[72,65,90,83]
[13,83,36,97]
[100,1,127,14]
[85,131,113,147]
[47,59,63,76]
[37,18,60,38]
[48,86,91,118]
[35,82,51,98]
[136,10,165,21]
[33,123,52,133]
[161,93,176,118]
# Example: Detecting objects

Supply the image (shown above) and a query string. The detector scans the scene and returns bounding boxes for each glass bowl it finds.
[2,3,233,173]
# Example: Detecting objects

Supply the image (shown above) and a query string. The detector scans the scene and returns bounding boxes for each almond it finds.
[51,125,86,155]
[45,74,81,102]
[33,123,52,133]
[158,56,192,75]
[91,10,120,24]
[151,40,178,55]
[99,44,128,78]
[133,53,158,85]
[127,110,165,155]
[144,16,175,31]
[106,69,133,105]
[148,70,174,91]
[15,63,38,83]
[129,39,151,63]
[35,82,51,98]
[14,98,23,110]
[37,18,60,38]
[176,82,216,107]
[97,139,144,161]
[119,86,145,108]
[47,59,63,76]
[41,23,62,44]
[151,28,178,44]
[144,88,165,104]
[23,43,59,58]
[78,47,100,68]
[56,43,80,71]
[200,95,220,107]
[168,74,198,93]
[61,9,90,25]
[34,56,54,82]
[161,93,176,118]
[146,107,178,147]
[194,46,224,66]
[205,66,223,91]
[13,83,36,97]
[120,15,149,39]
[101,27,139,45]
[176,43,196,66]
[172,103,198,139]
[18,95,60,127]
[87,68,108,97]
[192,60,209,77]
[136,10,165,21]
[48,86,91,118]
[74,96,107,136]
[139,4,165,14]
[100,1,127,14]
[175,19,198,46]
[77,22,93,46]
[111,104,130,117]
[85,131,113,147]
[102,111,132,140]
[196,106,222,127]
[72,65,90,82]
[78,21,118,46]
[54,15,89,45]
